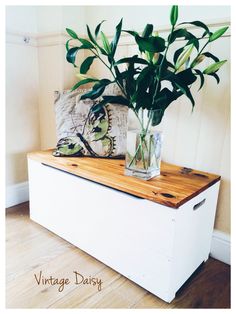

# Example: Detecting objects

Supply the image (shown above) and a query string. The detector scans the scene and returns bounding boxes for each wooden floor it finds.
[6,202,230,309]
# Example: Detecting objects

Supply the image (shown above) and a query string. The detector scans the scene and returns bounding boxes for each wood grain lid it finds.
[28,150,221,209]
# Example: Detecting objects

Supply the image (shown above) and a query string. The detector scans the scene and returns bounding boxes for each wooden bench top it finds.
[28,150,220,209]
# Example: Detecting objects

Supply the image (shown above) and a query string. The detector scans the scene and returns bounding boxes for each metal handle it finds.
[193,198,206,210]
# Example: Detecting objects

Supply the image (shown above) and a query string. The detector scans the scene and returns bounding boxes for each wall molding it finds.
[5,31,67,47]
[6,17,230,47]
[5,181,29,208]
[36,32,68,47]
[5,180,230,266]
[6,32,38,47]
[210,230,230,265]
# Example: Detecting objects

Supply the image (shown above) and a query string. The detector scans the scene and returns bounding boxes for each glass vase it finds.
[125,109,163,180]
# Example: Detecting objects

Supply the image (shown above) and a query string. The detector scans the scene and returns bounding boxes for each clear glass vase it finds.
[125,109,163,180]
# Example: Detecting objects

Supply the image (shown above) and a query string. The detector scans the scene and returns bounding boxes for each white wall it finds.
[6,6,40,186]
[36,6,87,148]
[37,6,86,34]
[6,6,38,34]
[85,5,230,35]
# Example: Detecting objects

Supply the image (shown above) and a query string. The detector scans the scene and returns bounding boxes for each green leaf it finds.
[71,78,99,91]
[86,25,97,46]
[135,35,166,53]
[169,28,199,50]
[173,46,184,64]
[99,47,109,55]
[111,18,123,57]
[77,38,95,49]
[113,65,124,87]
[66,47,80,64]
[114,55,149,66]
[202,52,219,63]
[95,20,106,38]
[122,30,139,37]
[145,51,154,62]
[174,81,195,108]
[65,39,72,52]
[151,88,181,119]
[180,21,210,37]
[169,28,187,43]
[136,66,154,87]
[90,99,108,113]
[134,68,154,109]
[176,68,197,86]
[80,85,106,100]
[209,26,229,42]
[102,95,129,106]
[97,79,112,86]
[135,91,152,111]
[151,109,165,126]
[125,62,137,97]
[194,69,205,90]
[100,31,111,54]
[90,100,106,112]
[203,60,227,74]
[166,60,175,69]
[142,24,153,38]
[80,79,112,100]
[80,56,97,74]
[202,30,209,37]
[208,72,220,84]
[170,5,178,26]
[187,37,199,51]
[66,28,78,39]
[86,25,107,55]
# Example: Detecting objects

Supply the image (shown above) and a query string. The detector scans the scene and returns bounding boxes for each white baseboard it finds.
[5,181,29,208]
[210,230,230,265]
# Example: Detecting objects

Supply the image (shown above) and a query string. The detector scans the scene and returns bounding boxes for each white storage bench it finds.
[27,150,220,303]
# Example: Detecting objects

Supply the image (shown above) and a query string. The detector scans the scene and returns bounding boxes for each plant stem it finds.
[148,134,152,168]
[128,143,141,167]
[153,26,174,101]
[128,136,148,170]
[134,110,145,133]
[89,48,128,99]
[145,26,175,132]
[90,47,145,132]
[140,136,147,170]
[145,110,153,134]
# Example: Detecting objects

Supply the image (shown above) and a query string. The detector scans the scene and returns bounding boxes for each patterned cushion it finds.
[53,86,128,158]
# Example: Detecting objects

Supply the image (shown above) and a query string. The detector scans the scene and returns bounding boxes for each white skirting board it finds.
[210,230,231,265]
[5,180,230,265]
[5,181,29,208]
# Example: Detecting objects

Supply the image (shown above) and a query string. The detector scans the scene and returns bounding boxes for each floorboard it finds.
[5,202,230,309]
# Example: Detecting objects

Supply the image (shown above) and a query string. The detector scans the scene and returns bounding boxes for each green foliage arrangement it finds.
[65,5,228,128]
